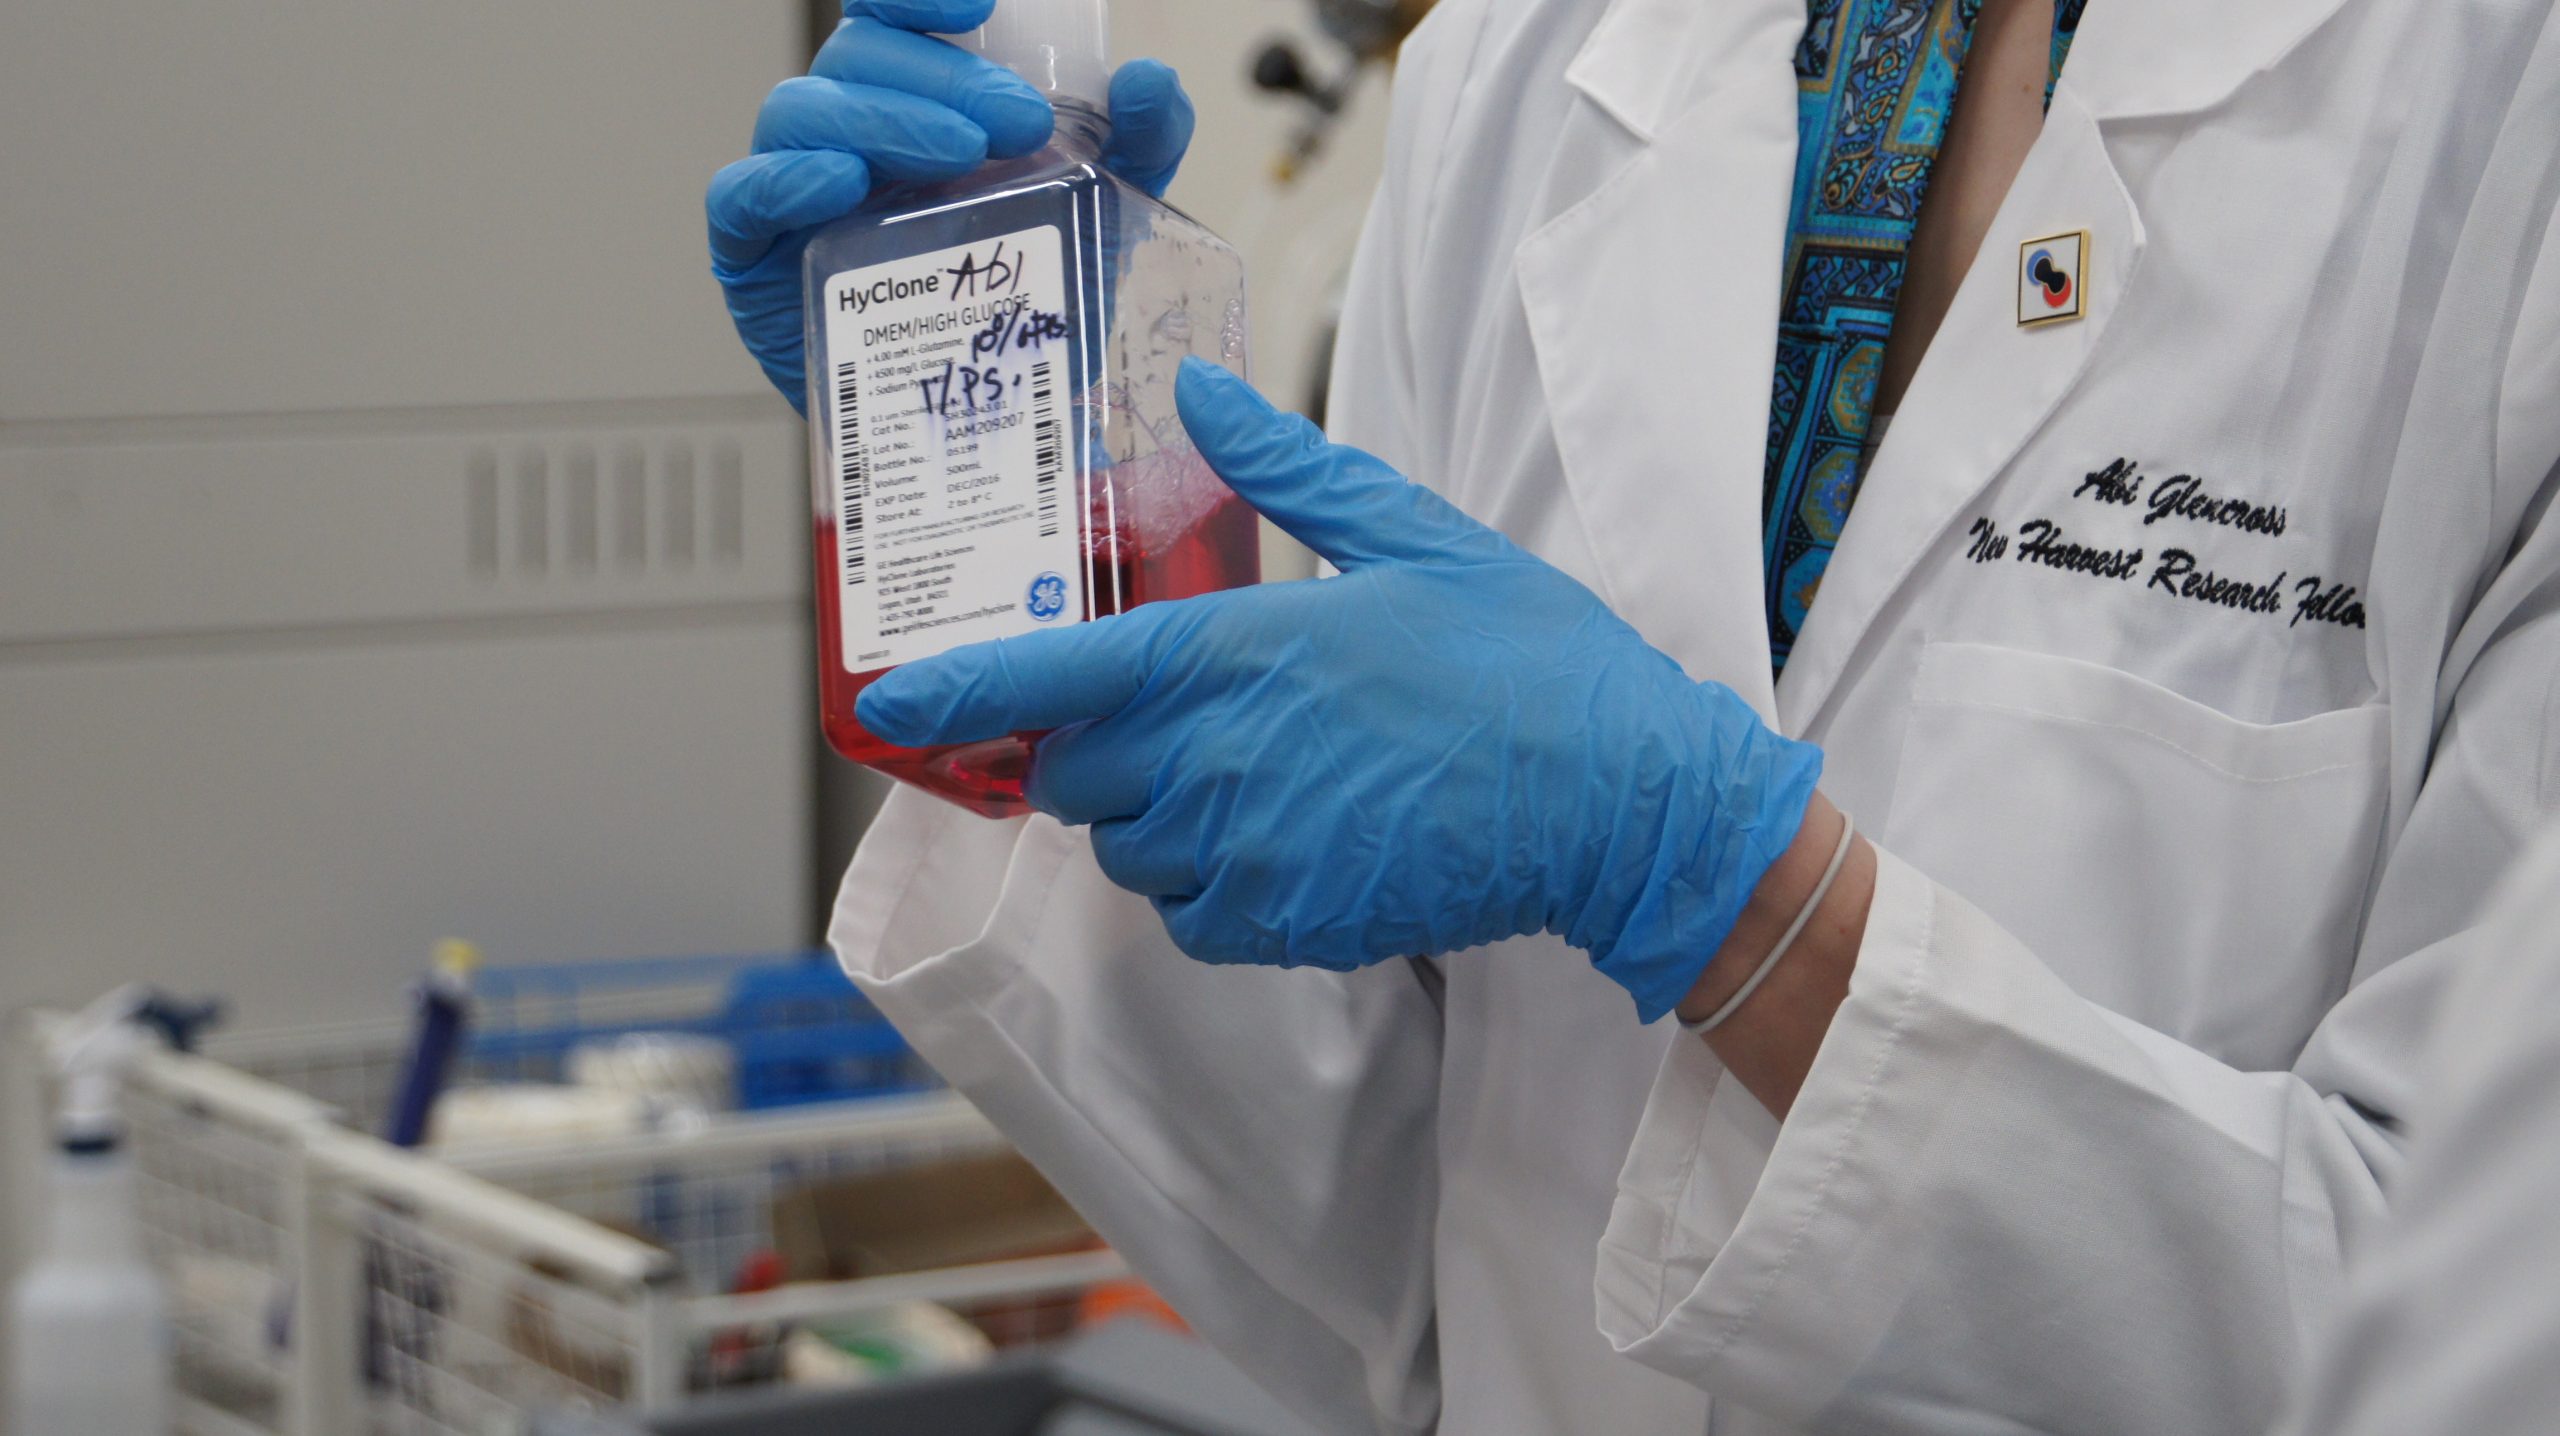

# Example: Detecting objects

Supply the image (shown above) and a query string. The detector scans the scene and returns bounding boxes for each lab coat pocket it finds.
[1882,642,2389,1071]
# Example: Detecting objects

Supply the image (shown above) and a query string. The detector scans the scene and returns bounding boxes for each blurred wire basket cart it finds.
[15,953,1145,1436]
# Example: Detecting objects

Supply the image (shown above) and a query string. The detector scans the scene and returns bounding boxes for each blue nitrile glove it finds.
[707,0,1197,408]
[857,361,1825,1022]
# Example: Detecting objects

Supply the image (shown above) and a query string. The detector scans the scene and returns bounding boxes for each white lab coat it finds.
[832,0,2560,1431]
[2274,826,2560,1436]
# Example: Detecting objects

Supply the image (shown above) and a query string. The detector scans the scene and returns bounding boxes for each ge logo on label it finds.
[1026,572,1069,622]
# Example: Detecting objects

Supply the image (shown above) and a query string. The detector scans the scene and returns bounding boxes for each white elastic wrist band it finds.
[1679,814,1856,1035]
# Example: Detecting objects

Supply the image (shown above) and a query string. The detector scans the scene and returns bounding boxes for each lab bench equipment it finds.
[9,962,1132,1436]
[210,952,939,1135]
[621,1320,1323,1436]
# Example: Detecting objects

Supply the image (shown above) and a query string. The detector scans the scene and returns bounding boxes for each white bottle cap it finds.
[950,0,1110,109]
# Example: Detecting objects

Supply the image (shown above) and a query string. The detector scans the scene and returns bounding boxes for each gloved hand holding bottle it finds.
[858,361,1826,1021]
[707,0,1197,407]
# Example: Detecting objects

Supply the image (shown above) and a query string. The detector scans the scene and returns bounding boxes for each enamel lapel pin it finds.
[2018,230,2090,327]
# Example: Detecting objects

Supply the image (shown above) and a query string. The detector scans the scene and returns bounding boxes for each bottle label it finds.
[822,225,1083,673]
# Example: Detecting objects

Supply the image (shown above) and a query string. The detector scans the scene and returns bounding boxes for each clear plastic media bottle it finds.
[804,0,1256,817]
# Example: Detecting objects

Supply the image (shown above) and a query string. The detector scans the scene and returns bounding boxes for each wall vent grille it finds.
[468,438,749,582]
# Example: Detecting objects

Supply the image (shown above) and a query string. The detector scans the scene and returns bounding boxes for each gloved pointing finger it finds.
[1172,359,1515,571]
[861,362,1544,748]
[855,596,1202,748]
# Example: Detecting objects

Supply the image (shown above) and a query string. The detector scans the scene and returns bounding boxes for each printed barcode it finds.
[834,359,868,586]
[1031,360,1062,539]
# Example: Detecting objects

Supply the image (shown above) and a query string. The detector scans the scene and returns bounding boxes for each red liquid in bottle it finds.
[815,457,1262,818]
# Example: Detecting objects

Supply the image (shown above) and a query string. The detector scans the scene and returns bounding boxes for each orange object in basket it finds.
[1078,1276,1189,1335]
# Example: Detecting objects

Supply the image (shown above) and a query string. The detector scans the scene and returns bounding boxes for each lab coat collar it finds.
[1561,0,1790,142]
[1564,0,2355,141]
[1531,0,2350,728]
[2059,0,2352,122]
[1518,0,1803,714]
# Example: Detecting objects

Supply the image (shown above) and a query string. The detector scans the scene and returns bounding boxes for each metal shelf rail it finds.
[15,1013,1126,1436]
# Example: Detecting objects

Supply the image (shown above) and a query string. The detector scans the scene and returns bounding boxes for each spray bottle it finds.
[5,986,173,1436]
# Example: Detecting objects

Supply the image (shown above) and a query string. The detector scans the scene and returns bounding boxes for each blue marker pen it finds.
[384,939,478,1148]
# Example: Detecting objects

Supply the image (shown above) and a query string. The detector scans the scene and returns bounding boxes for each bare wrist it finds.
[1675,793,1860,1024]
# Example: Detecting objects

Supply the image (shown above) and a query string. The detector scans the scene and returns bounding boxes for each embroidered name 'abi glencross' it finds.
[2070,459,2290,537]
